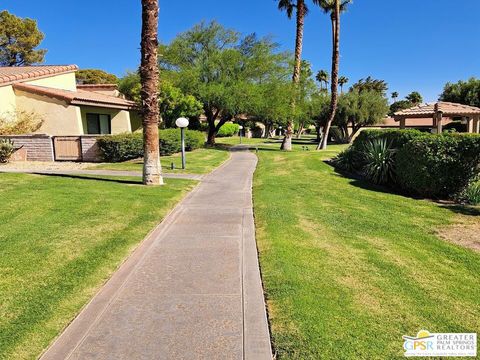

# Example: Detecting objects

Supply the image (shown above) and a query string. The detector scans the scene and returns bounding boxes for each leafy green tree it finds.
[405,91,423,105]
[333,90,388,141]
[118,72,202,127]
[351,76,388,95]
[440,78,480,107]
[76,69,118,84]
[159,21,290,145]
[0,10,46,66]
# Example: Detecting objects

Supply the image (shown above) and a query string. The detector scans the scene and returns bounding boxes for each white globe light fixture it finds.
[176,117,189,169]
[175,117,189,128]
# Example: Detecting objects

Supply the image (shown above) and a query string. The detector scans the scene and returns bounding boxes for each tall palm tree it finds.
[391,91,399,103]
[338,75,348,93]
[140,0,163,185]
[316,69,329,91]
[278,0,308,151]
[316,0,351,150]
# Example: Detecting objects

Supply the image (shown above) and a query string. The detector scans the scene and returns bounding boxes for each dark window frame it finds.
[86,113,111,135]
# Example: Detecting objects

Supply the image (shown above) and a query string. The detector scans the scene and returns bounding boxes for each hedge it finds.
[217,123,240,137]
[97,129,205,162]
[334,129,480,200]
[396,134,480,198]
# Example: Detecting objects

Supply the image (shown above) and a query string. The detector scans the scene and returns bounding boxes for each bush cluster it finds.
[0,139,15,163]
[97,129,205,162]
[217,123,240,137]
[333,129,480,202]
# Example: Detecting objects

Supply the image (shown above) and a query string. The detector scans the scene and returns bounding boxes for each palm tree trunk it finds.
[281,0,306,151]
[318,1,340,151]
[140,0,163,185]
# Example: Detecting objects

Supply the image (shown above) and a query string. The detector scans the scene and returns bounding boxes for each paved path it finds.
[0,168,203,181]
[40,149,272,360]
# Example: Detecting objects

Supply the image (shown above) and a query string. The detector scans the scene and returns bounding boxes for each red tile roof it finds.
[394,102,480,119]
[77,84,118,91]
[0,65,78,86]
[13,83,138,110]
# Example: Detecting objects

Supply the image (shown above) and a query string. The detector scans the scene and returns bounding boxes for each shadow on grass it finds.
[33,173,142,185]
[439,204,480,217]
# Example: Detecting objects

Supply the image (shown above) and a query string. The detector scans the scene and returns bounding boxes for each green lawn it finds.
[0,173,195,359]
[253,144,480,359]
[90,147,230,174]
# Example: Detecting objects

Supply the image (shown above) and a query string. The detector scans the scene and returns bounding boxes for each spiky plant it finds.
[362,138,396,185]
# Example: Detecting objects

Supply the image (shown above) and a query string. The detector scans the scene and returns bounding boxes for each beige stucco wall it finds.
[130,111,142,132]
[0,85,17,116]
[79,106,132,134]
[26,72,77,91]
[15,90,83,135]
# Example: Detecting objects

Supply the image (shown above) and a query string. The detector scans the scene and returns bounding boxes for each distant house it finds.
[0,65,141,135]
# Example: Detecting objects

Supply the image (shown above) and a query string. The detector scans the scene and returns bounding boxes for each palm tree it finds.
[278,0,308,151]
[406,91,423,106]
[140,0,163,185]
[316,0,351,150]
[391,91,399,103]
[316,69,329,91]
[338,75,348,93]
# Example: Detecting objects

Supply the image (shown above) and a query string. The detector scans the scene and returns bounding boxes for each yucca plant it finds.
[463,179,480,205]
[0,139,15,163]
[361,138,396,185]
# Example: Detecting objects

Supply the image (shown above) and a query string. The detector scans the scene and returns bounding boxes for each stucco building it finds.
[0,65,141,135]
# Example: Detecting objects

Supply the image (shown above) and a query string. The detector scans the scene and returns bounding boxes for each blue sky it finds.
[3,0,479,102]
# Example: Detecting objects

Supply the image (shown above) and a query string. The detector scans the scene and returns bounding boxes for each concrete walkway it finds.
[0,168,204,181]
[40,149,272,360]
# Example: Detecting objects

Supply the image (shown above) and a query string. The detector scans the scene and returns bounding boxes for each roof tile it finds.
[0,65,78,86]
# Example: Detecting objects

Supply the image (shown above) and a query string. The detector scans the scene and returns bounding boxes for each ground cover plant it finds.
[254,144,480,359]
[0,173,195,359]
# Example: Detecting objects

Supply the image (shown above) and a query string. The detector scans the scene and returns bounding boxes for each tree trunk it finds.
[140,0,163,185]
[296,120,305,139]
[280,0,306,151]
[318,2,340,151]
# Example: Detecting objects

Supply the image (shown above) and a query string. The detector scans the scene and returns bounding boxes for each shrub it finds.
[97,129,205,162]
[462,179,480,205]
[159,129,205,155]
[331,146,358,173]
[352,129,425,152]
[97,133,143,162]
[361,139,396,185]
[0,111,44,135]
[217,123,240,137]
[396,134,480,198]
[0,139,15,163]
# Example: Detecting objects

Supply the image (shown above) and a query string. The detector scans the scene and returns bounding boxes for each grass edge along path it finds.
[90,147,230,174]
[253,146,480,359]
[0,174,196,359]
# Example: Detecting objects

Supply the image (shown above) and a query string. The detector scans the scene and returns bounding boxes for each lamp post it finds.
[175,117,189,169]
[278,126,282,136]
[238,125,243,144]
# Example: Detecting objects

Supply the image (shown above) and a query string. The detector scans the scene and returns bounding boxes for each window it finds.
[86,114,111,134]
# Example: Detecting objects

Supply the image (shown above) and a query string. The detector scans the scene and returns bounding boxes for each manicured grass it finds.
[0,173,195,359]
[253,144,480,359]
[90,147,229,174]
